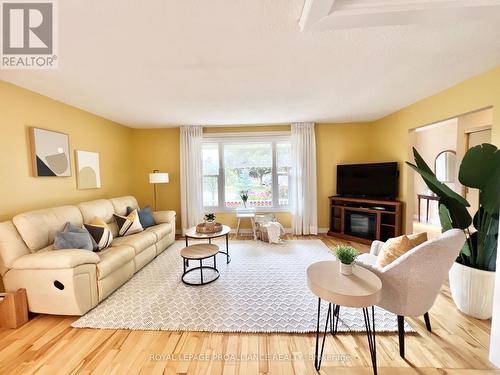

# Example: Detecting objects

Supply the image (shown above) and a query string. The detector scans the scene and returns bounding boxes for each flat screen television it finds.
[337,162,399,199]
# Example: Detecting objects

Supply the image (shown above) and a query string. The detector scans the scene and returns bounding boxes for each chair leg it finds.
[397,315,405,358]
[424,312,432,332]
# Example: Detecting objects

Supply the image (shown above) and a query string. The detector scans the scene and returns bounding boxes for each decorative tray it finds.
[196,222,223,234]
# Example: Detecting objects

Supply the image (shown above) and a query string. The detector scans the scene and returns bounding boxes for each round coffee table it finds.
[184,225,231,264]
[307,260,382,374]
[181,244,220,286]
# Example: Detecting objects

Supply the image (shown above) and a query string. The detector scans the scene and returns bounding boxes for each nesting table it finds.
[181,244,220,286]
[306,260,382,374]
[184,224,231,264]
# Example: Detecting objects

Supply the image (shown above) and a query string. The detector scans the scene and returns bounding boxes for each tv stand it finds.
[328,196,403,245]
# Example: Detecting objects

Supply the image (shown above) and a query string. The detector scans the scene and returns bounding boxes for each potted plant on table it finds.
[335,245,359,276]
[240,190,249,208]
[407,143,499,319]
[204,213,216,230]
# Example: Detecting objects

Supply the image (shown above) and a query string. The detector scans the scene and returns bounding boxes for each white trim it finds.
[203,131,291,139]
[318,227,329,234]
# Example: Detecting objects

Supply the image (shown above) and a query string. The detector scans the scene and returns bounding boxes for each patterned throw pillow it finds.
[84,218,113,251]
[126,206,155,228]
[114,209,144,237]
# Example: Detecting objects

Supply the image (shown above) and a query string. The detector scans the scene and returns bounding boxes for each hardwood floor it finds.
[0,235,497,374]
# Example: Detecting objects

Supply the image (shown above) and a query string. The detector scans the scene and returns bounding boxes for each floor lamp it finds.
[149,170,169,211]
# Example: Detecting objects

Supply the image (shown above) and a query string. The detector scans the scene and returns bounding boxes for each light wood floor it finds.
[0,235,497,375]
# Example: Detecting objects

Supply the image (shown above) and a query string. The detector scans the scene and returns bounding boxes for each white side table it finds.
[235,207,256,239]
[307,260,382,374]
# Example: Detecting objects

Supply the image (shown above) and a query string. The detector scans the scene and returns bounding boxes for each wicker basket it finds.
[196,222,223,234]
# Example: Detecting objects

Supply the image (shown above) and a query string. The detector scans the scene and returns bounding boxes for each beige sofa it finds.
[0,196,175,316]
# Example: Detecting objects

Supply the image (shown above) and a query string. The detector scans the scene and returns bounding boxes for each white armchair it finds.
[355,229,466,358]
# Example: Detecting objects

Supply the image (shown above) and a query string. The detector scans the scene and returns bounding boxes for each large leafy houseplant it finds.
[406,143,499,271]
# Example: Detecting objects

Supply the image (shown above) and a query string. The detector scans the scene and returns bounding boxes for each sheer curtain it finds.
[290,122,318,235]
[180,126,204,234]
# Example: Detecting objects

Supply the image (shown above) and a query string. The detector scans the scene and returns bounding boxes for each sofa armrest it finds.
[11,249,99,270]
[370,240,385,256]
[153,210,176,224]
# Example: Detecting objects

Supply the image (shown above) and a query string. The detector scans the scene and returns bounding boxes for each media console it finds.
[328,196,403,245]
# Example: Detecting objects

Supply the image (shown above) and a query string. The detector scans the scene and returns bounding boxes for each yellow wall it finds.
[371,65,500,231]
[130,123,375,230]
[0,81,132,221]
[129,128,181,224]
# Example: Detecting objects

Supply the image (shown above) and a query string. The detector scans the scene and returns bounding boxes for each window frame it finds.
[202,132,292,213]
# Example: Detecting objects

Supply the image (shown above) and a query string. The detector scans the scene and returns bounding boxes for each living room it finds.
[0,1,500,374]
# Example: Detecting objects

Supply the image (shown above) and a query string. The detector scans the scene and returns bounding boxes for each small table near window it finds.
[235,207,257,239]
[417,194,440,223]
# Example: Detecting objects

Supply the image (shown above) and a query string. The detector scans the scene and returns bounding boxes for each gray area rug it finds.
[72,240,413,333]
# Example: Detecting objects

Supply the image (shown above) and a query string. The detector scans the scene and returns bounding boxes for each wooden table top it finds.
[180,244,220,260]
[185,225,231,239]
[307,260,382,308]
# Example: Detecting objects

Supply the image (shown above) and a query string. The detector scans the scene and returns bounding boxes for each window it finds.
[202,135,291,210]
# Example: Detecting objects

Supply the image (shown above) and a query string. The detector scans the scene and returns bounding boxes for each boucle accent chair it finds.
[0,196,175,316]
[355,229,466,358]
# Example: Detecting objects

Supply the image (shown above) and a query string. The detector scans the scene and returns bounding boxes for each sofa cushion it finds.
[96,245,135,279]
[0,221,31,276]
[152,211,176,224]
[11,249,99,270]
[110,196,139,216]
[110,231,156,254]
[13,206,83,252]
[145,223,172,241]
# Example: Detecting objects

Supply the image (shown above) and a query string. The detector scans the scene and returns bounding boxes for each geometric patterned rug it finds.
[72,240,413,333]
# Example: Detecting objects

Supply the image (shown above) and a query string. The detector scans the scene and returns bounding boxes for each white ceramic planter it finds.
[449,261,496,320]
[340,262,353,276]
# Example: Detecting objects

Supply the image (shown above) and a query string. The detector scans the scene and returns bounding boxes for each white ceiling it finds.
[1,0,500,128]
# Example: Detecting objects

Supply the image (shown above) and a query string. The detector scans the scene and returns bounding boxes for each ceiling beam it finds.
[299,0,337,31]
[300,0,500,30]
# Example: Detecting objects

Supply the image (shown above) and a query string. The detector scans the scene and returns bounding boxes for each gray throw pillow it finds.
[54,222,96,251]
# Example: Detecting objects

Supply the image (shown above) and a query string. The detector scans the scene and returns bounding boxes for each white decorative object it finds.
[449,261,495,320]
[75,150,101,189]
[72,240,413,333]
[489,219,500,366]
[290,122,318,235]
[180,126,204,234]
[340,262,353,276]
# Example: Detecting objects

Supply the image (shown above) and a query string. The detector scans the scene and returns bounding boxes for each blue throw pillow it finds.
[54,222,96,251]
[127,206,156,228]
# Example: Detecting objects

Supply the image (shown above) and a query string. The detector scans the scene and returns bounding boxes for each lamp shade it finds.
[149,172,169,184]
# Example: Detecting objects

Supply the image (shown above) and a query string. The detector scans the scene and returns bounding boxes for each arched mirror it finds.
[434,150,456,182]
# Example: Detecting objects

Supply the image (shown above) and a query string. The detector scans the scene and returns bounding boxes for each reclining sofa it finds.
[0,196,175,315]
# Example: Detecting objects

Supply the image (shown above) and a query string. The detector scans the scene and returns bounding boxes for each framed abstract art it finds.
[75,150,101,189]
[29,127,71,177]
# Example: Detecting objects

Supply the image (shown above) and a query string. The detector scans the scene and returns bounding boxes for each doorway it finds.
[407,107,493,238]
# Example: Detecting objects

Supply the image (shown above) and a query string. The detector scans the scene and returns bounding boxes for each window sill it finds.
[204,207,291,214]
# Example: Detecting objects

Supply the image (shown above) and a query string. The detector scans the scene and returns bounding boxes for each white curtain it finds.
[180,126,204,234]
[291,122,318,235]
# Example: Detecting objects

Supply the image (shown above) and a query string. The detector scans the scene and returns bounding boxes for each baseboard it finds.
[318,227,329,234]
[176,228,294,235]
